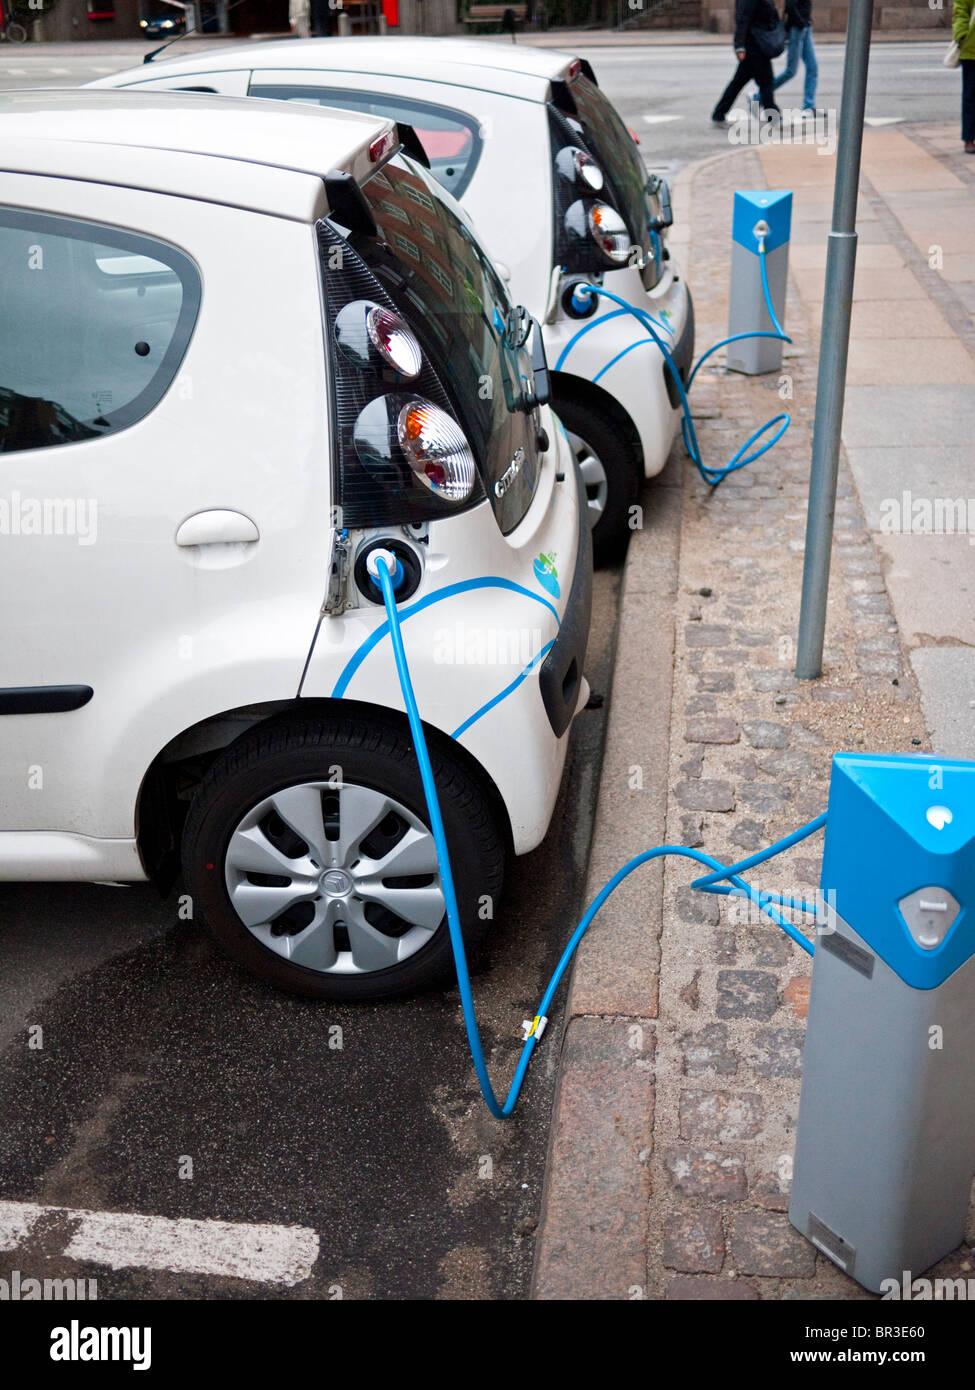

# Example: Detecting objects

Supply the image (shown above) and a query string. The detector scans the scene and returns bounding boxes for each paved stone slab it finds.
[910,648,975,758]
[532,1018,655,1301]
[730,1211,817,1279]
[664,1148,748,1201]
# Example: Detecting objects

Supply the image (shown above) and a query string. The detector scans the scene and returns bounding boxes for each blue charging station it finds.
[790,752,975,1292]
[728,189,792,376]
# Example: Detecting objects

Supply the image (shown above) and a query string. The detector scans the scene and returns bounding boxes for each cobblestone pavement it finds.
[535,130,975,1300]
[652,142,931,1301]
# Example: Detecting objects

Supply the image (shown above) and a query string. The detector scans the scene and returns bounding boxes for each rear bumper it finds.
[664,285,695,411]
[539,457,592,737]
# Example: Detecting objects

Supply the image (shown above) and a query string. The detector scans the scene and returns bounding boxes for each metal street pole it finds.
[795,0,874,679]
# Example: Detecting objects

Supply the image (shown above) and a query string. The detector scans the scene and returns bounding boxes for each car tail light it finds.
[568,59,582,78]
[352,394,476,506]
[318,221,485,528]
[397,400,476,501]
[555,144,604,192]
[335,299,422,379]
[370,307,422,378]
[588,203,630,265]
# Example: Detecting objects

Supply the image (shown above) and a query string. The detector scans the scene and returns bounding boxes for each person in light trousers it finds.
[774,0,819,114]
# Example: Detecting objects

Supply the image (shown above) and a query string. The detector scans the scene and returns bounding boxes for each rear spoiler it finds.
[396,122,431,169]
[324,169,377,237]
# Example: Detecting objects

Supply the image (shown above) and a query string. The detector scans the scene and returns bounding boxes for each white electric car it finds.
[0,89,591,1001]
[91,38,695,563]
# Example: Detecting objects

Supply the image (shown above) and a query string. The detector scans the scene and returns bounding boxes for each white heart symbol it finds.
[927,806,953,831]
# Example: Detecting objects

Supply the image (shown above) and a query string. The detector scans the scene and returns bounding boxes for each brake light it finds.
[351,394,477,506]
[568,59,581,78]
[397,401,476,502]
[368,129,397,163]
[588,203,630,265]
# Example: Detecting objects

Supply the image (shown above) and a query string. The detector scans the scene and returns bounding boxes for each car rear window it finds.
[0,209,199,454]
[249,84,483,200]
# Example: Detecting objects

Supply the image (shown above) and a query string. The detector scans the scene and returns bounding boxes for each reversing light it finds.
[397,400,476,502]
[367,306,422,378]
[555,145,605,192]
[334,299,422,379]
[588,203,630,265]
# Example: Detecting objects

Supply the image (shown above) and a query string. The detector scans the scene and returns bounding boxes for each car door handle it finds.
[175,510,260,547]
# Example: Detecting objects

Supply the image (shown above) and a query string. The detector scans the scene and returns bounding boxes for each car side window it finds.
[0,209,201,454]
[248,84,483,200]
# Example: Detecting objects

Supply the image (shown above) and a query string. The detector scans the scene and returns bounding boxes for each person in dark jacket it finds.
[712,0,784,126]
[772,0,818,113]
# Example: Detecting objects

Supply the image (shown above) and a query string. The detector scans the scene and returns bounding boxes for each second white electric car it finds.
[91,38,695,563]
[0,89,591,1001]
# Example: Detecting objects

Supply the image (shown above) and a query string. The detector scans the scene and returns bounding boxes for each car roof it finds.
[0,87,397,221]
[89,35,579,102]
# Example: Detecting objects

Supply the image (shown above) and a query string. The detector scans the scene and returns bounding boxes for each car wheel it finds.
[555,398,639,567]
[181,715,505,1001]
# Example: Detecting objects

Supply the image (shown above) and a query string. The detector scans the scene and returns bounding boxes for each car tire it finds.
[181,714,505,1001]
[555,397,639,567]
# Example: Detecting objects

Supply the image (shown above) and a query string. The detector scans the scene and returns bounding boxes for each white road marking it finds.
[900,67,951,74]
[864,116,905,126]
[0,1199,319,1287]
[0,1200,43,1250]
[46,67,70,75]
[642,113,682,124]
[2,68,28,76]
[91,65,117,73]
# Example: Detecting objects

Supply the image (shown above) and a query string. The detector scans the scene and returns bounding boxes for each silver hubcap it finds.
[224,781,444,975]
[566,428,607,526]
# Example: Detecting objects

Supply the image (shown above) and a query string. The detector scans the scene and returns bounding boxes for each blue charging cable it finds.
[371,551,824,1120]
[562,238,791,488]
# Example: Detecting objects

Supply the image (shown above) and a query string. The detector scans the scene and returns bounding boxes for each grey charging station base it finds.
[789,910,975,1294]
[727,240,788,376]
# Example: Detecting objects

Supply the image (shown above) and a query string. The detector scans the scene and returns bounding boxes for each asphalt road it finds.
[0,37,956,173]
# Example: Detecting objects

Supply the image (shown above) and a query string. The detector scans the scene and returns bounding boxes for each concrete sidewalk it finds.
[513,28,943,47]
[532,120,975,1300]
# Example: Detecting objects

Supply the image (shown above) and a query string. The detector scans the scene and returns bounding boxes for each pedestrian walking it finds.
[951,0,975,153]
[712,0,786,128]
[773,0,819,114]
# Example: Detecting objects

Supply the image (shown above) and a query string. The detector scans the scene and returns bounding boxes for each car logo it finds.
[533,551,559,599]
[495,447,525,498]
